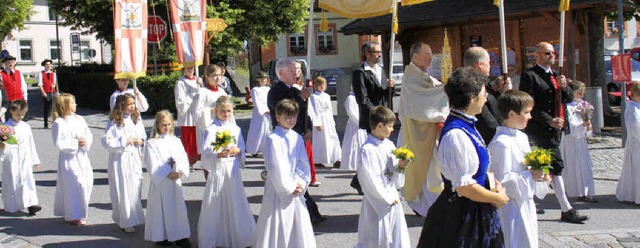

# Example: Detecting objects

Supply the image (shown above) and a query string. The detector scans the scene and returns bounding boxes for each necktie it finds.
[549,74,564,118]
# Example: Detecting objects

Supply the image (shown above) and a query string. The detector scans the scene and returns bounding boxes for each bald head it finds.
[464,47,490,77]
[535,42,555,67]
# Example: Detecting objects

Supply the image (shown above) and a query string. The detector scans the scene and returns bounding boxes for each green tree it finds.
[0,1,33,51]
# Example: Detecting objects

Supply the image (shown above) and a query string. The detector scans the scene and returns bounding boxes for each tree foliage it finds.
[49,0,309,59]
[0,0,34,50]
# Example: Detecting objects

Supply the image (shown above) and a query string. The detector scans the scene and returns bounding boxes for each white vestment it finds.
[109,88,149,112]
[309,91,341,165]
[246,86,272,154]
[52,115,93,220]
[102,115,146,228]
[188,87,228,154]
[1,119,41,212]
[560,100,595,197]
[488,126,540,248]
[198,119,255,248]
[174,76,200,127]
[356,135,410,248]
[144,134,191,242]
[340,93,360,171]
[254,126,315,248]
[616,100,640,204]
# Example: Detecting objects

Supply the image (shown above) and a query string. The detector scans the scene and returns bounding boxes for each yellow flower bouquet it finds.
[211,130,235,152]
[391,146,414,173]
[524,147,553,175]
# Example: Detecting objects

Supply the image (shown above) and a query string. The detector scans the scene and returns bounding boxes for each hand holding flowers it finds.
[0,125,18,145]
[525,147,554,181]
[391,146,414,173]
[211,129,235,152]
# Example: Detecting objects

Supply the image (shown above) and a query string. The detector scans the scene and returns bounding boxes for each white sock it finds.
[552,176,572,212]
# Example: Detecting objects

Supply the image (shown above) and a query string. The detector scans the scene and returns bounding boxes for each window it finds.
[315,23,338,55]
[49,7,57,21]
[605,17,627,38]
[288,33,306,56]
[18,40,33,61]
[50,40,61,60]
[80,41,91,62]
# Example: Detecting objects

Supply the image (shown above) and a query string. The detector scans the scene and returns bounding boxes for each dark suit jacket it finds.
[520,65,573,174]
[476,86,501,143]
[351,63,392,132]
[267,81,311,135]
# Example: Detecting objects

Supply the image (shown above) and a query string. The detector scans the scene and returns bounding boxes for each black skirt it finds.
[417,187,504,248]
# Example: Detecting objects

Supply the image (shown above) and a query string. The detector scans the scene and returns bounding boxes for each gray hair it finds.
[361,41,380,61]
[275,58,296,80]
[463,47,489,67]
[409,42,429,58]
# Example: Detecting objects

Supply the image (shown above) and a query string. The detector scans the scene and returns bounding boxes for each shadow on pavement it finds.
[42,239,127,248]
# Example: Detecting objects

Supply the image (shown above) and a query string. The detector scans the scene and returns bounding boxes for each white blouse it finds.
[436,111,481,191]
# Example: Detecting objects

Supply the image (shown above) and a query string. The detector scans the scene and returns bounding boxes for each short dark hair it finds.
[9,99,28,112]
[369,106,396,130]
[361,41,379,61]
[497,90,534,120]
[275,99,299,117]
[216,61,226,68]
[445,67,488,109]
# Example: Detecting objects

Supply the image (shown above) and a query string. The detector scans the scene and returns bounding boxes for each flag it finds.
[319,0,393,18]
[113,0,148,79]
[559,0,570,11]
[401,0,433,6]
[169,0,206,67]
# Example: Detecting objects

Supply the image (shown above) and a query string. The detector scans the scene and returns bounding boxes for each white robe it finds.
[616,100,640,204]
[560,100,595,198]
[188,87,228,154]
[246,86,272,154]
[309,91,341,165]
[340,93,360,171]
[254,126,315,248]
[1,119,41,212]
[144,134,191,242]
[488,126,539,248]
[102,115,146,228]
[198,119,255,248]
[356,135,410,248]
[52,115,93,220]
[174,76,200,127]
[109,88,150,112]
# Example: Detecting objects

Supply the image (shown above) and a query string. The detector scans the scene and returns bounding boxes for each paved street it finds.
[1,88,639,248]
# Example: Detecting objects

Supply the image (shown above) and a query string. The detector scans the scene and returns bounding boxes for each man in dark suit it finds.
[266,58,326,225]
[350,41,395,194]
[520,41,588,224]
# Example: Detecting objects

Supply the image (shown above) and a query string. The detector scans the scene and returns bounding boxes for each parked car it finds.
[391,63,404,94]
[312,68,345,96]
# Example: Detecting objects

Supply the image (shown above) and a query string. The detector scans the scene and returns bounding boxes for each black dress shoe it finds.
[28,205,42,216]
[536,207,545,214]
[350,176,364,195]
[174,238,192,248]
[155,240,172,246]
[333,161,341,168]
[561,208,588,224]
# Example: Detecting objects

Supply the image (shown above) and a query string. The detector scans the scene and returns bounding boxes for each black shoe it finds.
[561,209,588,224]
[350,176,364,195]
[579,196,599,203]
[536,207,545,214]
[174,238,192,248]
[413,210,424,217]
[311,216,327,225]
[333,161,341,168]
[27,205,42,216]
[155,240,172,246]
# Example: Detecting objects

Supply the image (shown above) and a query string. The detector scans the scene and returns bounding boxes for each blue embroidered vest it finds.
[438,110,491,189]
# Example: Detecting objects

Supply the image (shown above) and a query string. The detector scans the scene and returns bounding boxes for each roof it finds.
[340,0,637,35]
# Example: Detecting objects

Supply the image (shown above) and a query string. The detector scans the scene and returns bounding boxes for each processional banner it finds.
[170,0,206,67]
[114,0,148,79]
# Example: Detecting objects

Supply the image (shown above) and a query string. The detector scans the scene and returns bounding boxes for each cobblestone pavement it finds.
[1,88,638,247]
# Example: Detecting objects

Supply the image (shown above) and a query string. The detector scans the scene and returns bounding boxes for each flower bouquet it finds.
[524,147,553,175]
[391,146,414,173]
[575,99,594,121]
[0,125,18,144]
[211,130,235,152]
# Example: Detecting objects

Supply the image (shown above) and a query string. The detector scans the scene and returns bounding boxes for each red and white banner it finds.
[612,54,631,82]
[170,0,206,67]
[113,0,148,79]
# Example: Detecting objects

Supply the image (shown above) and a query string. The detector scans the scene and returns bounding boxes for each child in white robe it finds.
[52,94,93,225]
[246,72,271,155]
[488,90,550,248]
[174,66,201,169]
[102,93,146,233]
[144,111,192,247]
[616,83,640,204]
[254,99,315,248]
[340,91,360,171]
[1,100,41,215]
[561,81,596,202]
[309,76,341,166]
[356,106,410,248]
[198,96,255,248]
[109,78,149,112]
